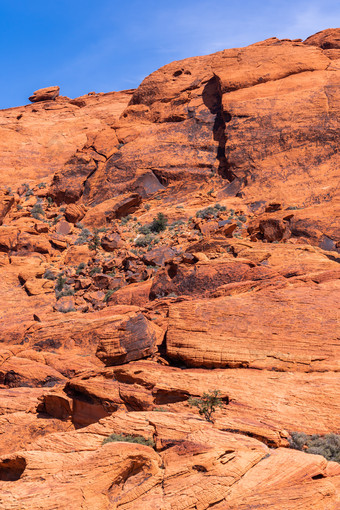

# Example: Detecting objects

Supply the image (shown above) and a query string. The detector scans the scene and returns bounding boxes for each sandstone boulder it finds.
[29,86,60,102]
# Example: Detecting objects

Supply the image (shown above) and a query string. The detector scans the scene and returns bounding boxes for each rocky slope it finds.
[0,28,339,509]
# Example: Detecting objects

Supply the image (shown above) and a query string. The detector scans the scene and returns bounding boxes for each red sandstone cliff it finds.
[0,28,339,509]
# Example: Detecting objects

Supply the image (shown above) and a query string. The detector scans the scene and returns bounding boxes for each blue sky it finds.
[1,0,339,109]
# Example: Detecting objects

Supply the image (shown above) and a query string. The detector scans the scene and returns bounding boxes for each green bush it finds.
[102,433,155,448]
[289,432,340,463]
[196,204,226,219]
[149,213,168,233]
[31,202,45,219]
[138,224,151,235]
[55,274,67,292]
[188,389,223,423]
[88,229,101,251]
[76,263,86,274]
[55,274,74,300]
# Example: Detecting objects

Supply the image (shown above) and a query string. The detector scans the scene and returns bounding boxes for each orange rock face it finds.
[0,28,339,509]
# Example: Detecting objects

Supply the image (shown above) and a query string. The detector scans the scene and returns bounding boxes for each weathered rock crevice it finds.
[202,75,235,182]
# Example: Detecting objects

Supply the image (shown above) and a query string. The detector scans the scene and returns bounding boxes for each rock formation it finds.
[0,29,339,509]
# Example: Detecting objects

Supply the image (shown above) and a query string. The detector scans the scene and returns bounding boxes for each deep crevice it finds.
[202,75,235,181]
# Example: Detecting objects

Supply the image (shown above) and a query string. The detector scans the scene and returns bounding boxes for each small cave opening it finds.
[312,473,325,480]
[167,263,178,280]
[202,75,235,182]
[0,456,26,481]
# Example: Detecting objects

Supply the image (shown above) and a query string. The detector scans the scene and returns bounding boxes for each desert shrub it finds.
[89,266,102,276]
[37,182,46,189]
[149,213,168,233]
[121,214,132,225]
[52,214,63,225]
[135,234,157,247]
[168,219,185,230]
[289,432,340,463]
[102,433,155,448]
[144,203,151,211]
[196,204,226,219]
[76,262,86,274]
[75,227,92,245]
[237,215,247,223]
[56,286,74,299]
[138,224,151,235]
[55,274,74,300]
[55,274,66,292]
[88,229,101,251]
[25,188,34,198]
[43,268,56,280]
[103,289,118,302]
[188,389,223,423]
[31,202,45,219]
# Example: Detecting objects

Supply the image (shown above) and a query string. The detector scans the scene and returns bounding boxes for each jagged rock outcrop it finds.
[29,86,60,102]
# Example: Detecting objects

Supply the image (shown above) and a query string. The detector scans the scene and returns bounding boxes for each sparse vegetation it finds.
[25,188,34,198]
[43,268,56,280]
[289,432,340,463]
[89,266,102,276]
[75,227,92,245]
[103,288,119,302]
[149,212,168,233]
[144,203,151,211]
[31,202,45,219]
[121,214,132,225]
[138,224,151,235]
[55,273,74,300]
[88,229,101,252]
[135,234,158,247]
[196,204,226,219]
[76,262,86,274]
[102,433,155,448]
[168,219,185,230]
[188,389,223,423]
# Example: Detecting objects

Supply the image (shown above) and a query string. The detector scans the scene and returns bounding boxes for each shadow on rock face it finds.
[202,76,234,182]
